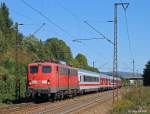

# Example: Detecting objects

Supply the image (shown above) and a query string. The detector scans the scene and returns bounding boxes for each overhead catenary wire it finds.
[84,21,114,44]
[124,9,133,58]
[55,0,91,39]
[55,1,112,64]
[32,23,45,35]
[21,0,75,39]
[73,37,105,42]
[55,0,113,45]
[99,61,110,69]
[55,0,80,21]
[120,0,133,59]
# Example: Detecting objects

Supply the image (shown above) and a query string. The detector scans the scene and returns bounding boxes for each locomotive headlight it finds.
[47,80,50,85]
[29,80,32,85]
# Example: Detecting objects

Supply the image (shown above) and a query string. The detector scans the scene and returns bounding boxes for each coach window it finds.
[30,66,38,73]
[42,66,51,73]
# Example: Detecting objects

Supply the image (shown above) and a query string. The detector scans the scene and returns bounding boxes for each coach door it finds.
[56,66,59,91]
[68,69,70,93]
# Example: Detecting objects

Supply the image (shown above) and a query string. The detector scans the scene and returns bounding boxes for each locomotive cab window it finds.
[42,66,51,73]
[30,66,38,73]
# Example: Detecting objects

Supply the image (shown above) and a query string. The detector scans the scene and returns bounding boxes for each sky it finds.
[0,0,150,73]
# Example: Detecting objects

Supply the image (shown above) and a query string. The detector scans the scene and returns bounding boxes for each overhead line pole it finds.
[93,61,95,68]
[133,59,135,77]
[113,3,117,104]
[113,3,129,104]
[15,23,24,101]
[15,23,19,100]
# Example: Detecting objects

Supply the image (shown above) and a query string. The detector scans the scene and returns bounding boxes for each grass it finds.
[110,86,150,114]
[0,103,9,108]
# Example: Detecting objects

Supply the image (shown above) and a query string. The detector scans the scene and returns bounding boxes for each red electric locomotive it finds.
[27,61,122,101]
[27,61,78,100]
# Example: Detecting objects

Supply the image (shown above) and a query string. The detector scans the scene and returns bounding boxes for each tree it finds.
[74,53,100,72]
[45,38,73,62]
[75,53,88,68]
[143,60,150,86]
[0,3,17,103]
[0,3,14,51]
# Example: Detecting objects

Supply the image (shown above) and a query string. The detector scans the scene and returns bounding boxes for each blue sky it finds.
[1,0,150,73]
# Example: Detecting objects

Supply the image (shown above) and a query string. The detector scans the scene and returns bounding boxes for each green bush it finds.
[0,75,16,103]
[111,87,150,114]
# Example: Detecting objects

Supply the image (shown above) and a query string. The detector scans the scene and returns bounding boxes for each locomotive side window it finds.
[30,66,38,73]
[42,66,51,73]
[60,68,77,76]
[60,67,68,75]
[70,69,77,76]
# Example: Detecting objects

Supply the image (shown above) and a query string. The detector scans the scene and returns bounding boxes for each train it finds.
[27,61,122,100]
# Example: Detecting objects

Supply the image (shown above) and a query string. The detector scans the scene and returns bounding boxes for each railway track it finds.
[60,94,112,114]
[0,90,120,114]
[35,91,113,114]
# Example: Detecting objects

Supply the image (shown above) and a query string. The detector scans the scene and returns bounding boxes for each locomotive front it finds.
[27,62,53,98]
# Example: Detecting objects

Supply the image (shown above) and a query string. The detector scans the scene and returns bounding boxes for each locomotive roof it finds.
[28,62,77,70]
